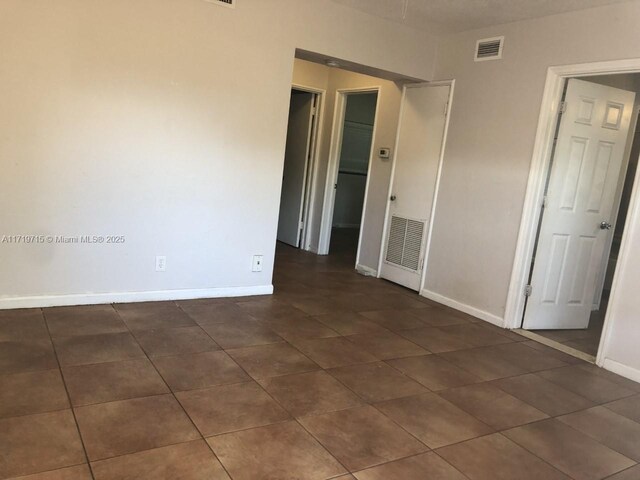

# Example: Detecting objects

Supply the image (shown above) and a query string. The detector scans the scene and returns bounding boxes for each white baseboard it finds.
[420,288,505,328]
[601,358,640,384]
[0,285,274,310]
[356,264,378,277]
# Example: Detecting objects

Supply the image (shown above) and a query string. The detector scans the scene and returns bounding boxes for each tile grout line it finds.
[40,307,98,480]
[114,300,238,480]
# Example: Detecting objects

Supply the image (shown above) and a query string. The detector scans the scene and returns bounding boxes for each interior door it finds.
[380,84,451,291]
[277,91,314,247]
[523,78,635,330]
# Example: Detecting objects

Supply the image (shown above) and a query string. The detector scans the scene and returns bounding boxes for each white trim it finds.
[514,329,597,363]
[420,288,504,328]
[291,83,326,252]
[505,58,640,333]
[597,121,640,367]
[355,90,383,270]
[377,86,408,277]
[318,87,381,256]
[0,285,274,310]
[356,264,378,277]
[419,80,455,293]
[377,80,455,290]
[601,358,640,384]
[593,104,640,309]
[504,68,565,329]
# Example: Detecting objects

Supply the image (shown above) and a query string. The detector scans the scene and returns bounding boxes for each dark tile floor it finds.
[1,240,640,479]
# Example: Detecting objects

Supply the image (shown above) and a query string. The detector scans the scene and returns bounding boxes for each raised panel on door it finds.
[523,79,635,330]
[380,84,450,291]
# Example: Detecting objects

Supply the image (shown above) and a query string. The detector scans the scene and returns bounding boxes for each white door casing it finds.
[277,92,315,247]
[523,79,635,330]
[380,84,451,291]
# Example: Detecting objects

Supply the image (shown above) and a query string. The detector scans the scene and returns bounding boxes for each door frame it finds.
[318,86,381,265]
[503,58,640,367]
[290,83,325,251]
[376,80,455,291]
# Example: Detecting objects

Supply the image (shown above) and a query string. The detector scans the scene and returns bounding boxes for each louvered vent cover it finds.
[475,36,504,61]
[385,216,425,271]
[205,0,235,7]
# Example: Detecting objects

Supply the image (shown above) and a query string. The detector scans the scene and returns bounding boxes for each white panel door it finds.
[380,84,451,291]
[524,79,635,330]
[277,92,314,247]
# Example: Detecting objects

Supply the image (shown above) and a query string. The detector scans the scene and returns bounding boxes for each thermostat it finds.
[378,148,391,159]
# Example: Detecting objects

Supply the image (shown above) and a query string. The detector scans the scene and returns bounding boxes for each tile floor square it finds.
[259,370,363,417]
[504,418,635,480]
[227,343,319,379]
[437,433,570,480]
[0,369,69,418]
[75,394,199,460]
[152,350,249,391]
[176,381,290,436]
[0,410,86,479]
[91,440,230,480]
[328,362,427,402]
[208,421,345,480]
[376,392,493,449]
[62,358,169,406]
[299,405,427,471]
[133,326,220,357]
[53,332,144,367]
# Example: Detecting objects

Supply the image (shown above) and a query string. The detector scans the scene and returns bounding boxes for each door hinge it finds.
[443,102,449,116]
[524,284,533,297]
[542,195,548,209]
[559,101,568,114]
[299,220,304,229]
[420,257,425,271]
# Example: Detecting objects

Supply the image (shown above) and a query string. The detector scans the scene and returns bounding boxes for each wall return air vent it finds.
[385,215,425,272]
[474,36,504,62]
[205,0,235,8]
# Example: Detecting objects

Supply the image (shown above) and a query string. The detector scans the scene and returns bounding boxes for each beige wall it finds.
[429,2,640,374]
[0,0,436,306]
[292,59,403,270]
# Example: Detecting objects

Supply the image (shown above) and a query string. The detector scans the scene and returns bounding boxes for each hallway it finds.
[2,245,640,479]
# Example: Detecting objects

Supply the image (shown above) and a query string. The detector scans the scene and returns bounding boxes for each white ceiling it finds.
[330,0,634,33]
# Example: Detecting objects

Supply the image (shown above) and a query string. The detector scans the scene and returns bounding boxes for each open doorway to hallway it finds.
[275,53,403,273]
[328,91,378,263]
[521,73,640,360]
[277,88,321,249]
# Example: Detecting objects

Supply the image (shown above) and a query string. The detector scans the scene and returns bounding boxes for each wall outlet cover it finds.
[252,255,263,272]
[155,256,167,272]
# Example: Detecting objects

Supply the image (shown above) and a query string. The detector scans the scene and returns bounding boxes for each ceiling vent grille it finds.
[205,0,235,8]
[475,36,504,62]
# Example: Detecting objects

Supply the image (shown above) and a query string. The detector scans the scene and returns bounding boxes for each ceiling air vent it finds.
[205,0,235,8]
[474,36,504,62]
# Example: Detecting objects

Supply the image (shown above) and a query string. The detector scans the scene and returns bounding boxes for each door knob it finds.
[600,221,612,230]
[390,195,397,201]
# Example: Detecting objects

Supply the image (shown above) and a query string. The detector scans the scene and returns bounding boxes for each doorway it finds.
[328,92,378,262]
[379,82,453,292]
[518,74,640,360]
[277,88,322,249]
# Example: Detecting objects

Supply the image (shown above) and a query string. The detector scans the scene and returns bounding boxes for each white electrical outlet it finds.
[252,255,263,272]
[155,256,167,272]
